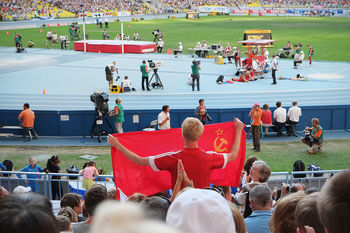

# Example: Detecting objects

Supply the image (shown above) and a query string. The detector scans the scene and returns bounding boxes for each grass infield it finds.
[1,16,350,61]
[1,139,349,175]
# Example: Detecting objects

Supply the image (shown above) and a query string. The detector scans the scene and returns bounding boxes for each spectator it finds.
[244,185,273,233]
[0,193,59,233]
[0,161,6,171]
[95,168,110,182]
[287,101,302,137]
[228,202,247,233]
[128,192,147,203]
[261,104,272,136]
[108,117,244,190]
[0,186,9,199]
[270,191,307,233]
[158,105,171,130]
[79,160,99,190]
[13,185,31,193]
[107,187,117,200]
[295,192,325,233]
[90,200,181,233]
[140,196,171,221]
[166,189,236,233]
[44,155,62,200]
[56,215,72,232]
[235,160,271,218]
[273,101,286,136]
[249,102,262,152]
[72,184,107,233]
[290,183,305,193]
[242,155,258,187]
[18,103,39,140]
[60,193,86,222]
[317,170,350,233]
[17,157,43,193]
[109,98,124,133]
[301,118,323,154]
[58,206,78,223]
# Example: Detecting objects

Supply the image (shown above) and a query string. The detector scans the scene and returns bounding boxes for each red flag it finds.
[111,121,246,197]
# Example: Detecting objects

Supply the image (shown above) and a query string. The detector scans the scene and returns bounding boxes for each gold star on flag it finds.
[216,128,224,136]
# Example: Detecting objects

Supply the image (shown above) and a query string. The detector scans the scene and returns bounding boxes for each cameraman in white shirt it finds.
[158,105,170,130]
[287,101,302,137]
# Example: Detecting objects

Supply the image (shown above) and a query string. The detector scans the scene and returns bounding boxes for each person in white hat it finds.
[13,185,31,193]
[166,189,236,233]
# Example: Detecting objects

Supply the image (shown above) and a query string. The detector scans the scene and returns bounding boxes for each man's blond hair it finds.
[181,117,204,141]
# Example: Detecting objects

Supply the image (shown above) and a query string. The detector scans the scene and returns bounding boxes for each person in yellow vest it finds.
[301,118,323,154]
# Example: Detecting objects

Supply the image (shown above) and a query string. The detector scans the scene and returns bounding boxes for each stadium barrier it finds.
[1,104,349,136]
[0,170,341,200]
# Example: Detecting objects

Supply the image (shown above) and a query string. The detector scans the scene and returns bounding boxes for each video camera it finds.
[152,29,160,35]
[90,92,109,115]
[193,60,201,66]
[148,60,163,70]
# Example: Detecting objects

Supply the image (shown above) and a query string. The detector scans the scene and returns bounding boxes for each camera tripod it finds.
[90,109,115,143]
[148,69,164,89]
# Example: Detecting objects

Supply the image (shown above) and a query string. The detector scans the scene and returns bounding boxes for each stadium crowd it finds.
[1,0,348,21]
[0,154,348,233]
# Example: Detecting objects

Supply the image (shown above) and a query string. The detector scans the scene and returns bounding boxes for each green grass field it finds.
[1,16,350,61]
[1,139,349,174]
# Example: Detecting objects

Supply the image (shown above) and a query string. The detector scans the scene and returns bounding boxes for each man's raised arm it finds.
[227,118,245,162]
[107,134,150,166]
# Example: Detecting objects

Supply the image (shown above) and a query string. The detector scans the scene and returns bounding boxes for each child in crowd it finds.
[79,161,99,189]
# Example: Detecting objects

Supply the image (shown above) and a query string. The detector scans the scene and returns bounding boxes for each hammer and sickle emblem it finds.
[214,137,228,153]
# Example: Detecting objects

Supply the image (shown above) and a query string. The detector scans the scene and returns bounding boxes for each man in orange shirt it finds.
[249,102,262,152]
[18,103,38,140]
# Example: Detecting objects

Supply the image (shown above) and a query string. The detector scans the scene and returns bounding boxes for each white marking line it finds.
[1,87,350,97]
[334,66,350,75]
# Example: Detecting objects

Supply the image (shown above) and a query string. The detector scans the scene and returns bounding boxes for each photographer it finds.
[105,61,116,86]
[191,60,200,91]
[194,99,211,125]
[60,35,68,49]
[301,118,323,154]
[152,29,160,42]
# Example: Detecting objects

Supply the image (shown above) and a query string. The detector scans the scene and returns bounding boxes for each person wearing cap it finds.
[108,117,245,190]
[13,185,32,193]
[17,157,43,193]
[174,42,183,57]
[249,102,262,152]
[166,189,236,233]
